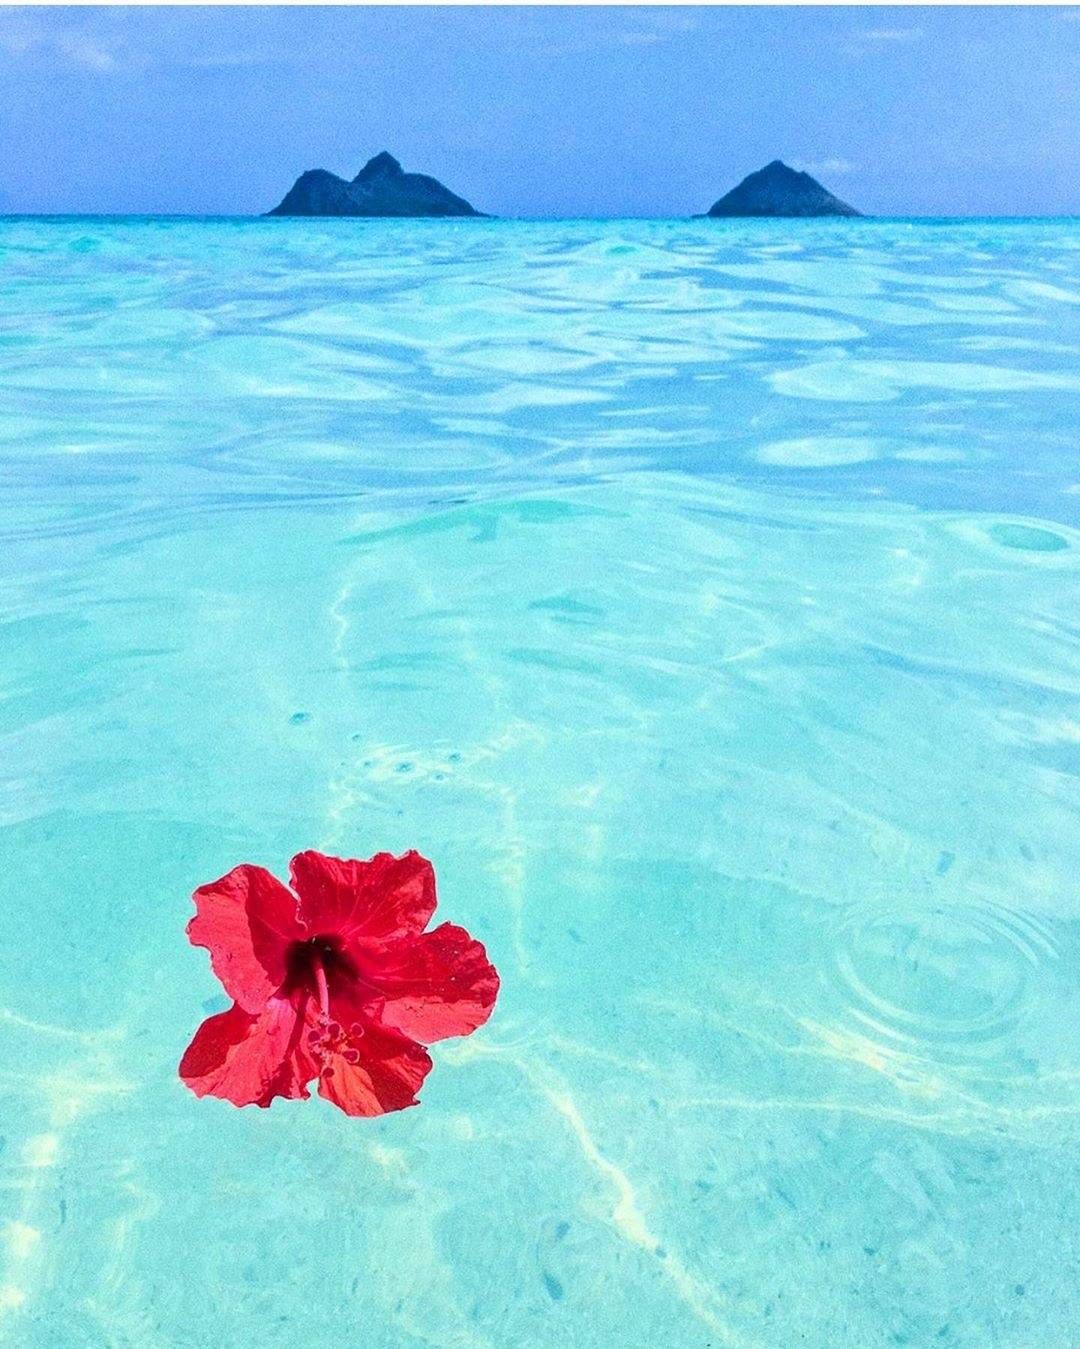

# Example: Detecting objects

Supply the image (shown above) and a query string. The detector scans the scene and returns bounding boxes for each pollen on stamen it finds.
[342,1047,361,1064]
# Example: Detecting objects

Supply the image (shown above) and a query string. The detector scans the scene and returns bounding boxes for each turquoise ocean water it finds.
[0,217,1078,1347]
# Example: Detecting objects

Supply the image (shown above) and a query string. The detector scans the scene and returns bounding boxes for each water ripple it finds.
[832,900,1064,1066]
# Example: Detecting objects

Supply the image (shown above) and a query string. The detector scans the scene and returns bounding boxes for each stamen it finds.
[310,948,331,1019]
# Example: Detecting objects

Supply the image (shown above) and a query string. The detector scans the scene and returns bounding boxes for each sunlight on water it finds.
[0,216,1078,1346]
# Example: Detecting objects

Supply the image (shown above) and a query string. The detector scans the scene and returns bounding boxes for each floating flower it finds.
[179,850,498,1116]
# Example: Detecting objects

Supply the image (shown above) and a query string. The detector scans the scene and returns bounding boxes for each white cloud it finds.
[55,34,117,72]
[842,25,923,57]
[653,15,698,35]
[798,158,859,178]
[857,27,923,45]
[0,14,124,72]
[618,14,698,48]
[0,12,289,76]
[543,13,697,59]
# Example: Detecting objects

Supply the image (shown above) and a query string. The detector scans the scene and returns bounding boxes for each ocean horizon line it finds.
[4,211,1080,224]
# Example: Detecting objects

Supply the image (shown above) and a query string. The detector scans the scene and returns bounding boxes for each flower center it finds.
[287,936,348,1006]
[287,937,365,1080]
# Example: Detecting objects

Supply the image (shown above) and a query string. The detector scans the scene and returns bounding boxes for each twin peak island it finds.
[267,153,861,219]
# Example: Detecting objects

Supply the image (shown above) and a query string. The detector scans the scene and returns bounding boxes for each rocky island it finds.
[267,151,484,217]
[706,160,860,218]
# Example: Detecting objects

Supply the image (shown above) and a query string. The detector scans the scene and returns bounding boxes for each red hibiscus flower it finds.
[178,850,499,1116]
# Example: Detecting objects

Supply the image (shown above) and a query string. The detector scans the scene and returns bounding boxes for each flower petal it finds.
[178,996,317,1108]
[359,923,499,1043]
[187,864,305,1013]
[289,849,437,946]
[317,1014,433,1117]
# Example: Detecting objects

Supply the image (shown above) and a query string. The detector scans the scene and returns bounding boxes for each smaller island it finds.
[705,160,861,218]
[267,151,485,218]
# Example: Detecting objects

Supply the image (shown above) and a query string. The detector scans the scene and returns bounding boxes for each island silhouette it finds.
[265,153,861,219]
[267,151,484,217]
[706,160,860,217]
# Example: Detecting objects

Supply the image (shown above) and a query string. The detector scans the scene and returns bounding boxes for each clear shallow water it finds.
[1,216,1078,1347]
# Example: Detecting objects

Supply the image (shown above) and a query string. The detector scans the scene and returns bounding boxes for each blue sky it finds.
[2,6,1078,216]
